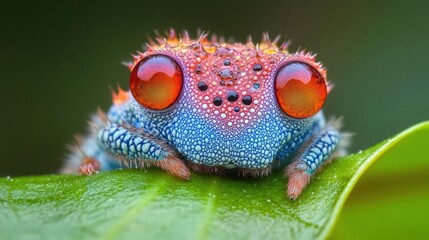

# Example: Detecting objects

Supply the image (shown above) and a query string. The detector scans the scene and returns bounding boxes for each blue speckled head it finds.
[120,40,328,169]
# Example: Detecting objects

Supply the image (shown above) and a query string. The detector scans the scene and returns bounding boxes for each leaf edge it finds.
[319,121,429,239]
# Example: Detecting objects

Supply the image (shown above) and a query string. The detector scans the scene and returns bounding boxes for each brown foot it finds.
[79,157,101,175]
[154,156,191,180]
[285,161,311,200]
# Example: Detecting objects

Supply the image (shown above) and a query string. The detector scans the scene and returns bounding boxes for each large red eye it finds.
[130,54,183,110]
[274,62,327,119]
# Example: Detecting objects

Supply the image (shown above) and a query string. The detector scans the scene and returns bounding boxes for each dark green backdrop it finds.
[1,0,428,176]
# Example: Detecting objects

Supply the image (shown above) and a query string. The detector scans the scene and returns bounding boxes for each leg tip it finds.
[79,157,100,175]
[285,163,311,200]
[177,167,191,180]
[156,157,191,180]
[287,183,303,200]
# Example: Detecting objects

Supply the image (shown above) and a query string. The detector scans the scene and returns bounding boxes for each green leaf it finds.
[1,122,428,240]
[330,121,429,239]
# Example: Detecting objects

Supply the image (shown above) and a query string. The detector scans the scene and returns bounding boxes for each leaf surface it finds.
[1,122,428,240]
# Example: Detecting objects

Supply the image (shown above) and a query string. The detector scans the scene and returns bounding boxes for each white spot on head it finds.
[202,104,208,109]
[221,113,226,119]
[227,122,233,126]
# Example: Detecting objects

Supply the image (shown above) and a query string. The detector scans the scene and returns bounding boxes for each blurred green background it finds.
[1,0,428,177]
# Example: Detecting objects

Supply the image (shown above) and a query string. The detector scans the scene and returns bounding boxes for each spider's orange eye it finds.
[130,54,183,111]
[274,62,327,119]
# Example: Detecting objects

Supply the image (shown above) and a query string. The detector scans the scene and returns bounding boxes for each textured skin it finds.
[62,30,348,199]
